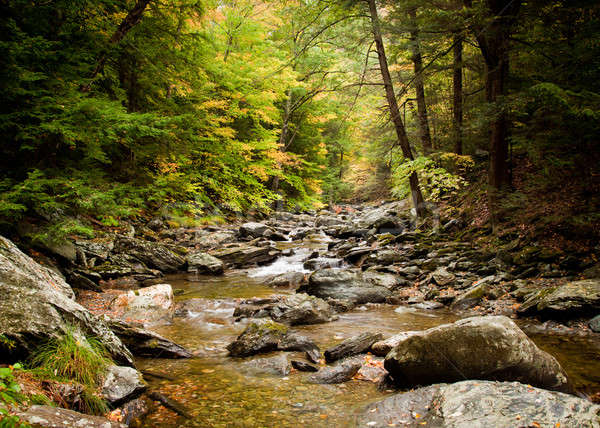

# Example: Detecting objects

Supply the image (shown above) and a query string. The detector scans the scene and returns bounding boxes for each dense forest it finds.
[1,0,600,427]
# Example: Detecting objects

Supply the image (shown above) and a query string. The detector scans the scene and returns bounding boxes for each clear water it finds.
[139,240,600,427]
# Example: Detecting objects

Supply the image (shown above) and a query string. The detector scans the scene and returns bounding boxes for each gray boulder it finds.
[18,405,126,428]
[0,235,133,365]
[518,279,600,317]
[113,236,185,273]
[108,283,174,325]
[300,268,392,304]
[239,222,270,238]
[101,365,147,406]
[357,380,600,428]
[590,315,600,333]
[307,358,362,384]
[186,251,224,274]
[233,294,334,325]
[384,316,569,392]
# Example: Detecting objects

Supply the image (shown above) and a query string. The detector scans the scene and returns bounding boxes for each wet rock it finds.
[518,279,600,318]
[291,360,319,372]
[370,249,406,265]
[113,236,185,273]
[18,405,126,428]
[300,268,392,304]
[108,283,174,325]
[324,332,383,363]
[121,397,150,426]
[227,320,289,357]
[371,331,420,357]
[91,254,160,280]
[357,358,387,382]
[278,333,321,363]
[303,257,342,271]
[263,229,288,241]
[411,301,444,310]
[101,365,147,406]
[590,315,600,333]
[186,251,224,274]
[307,358,361,384]
[450,282,494,310]
[343,247,372,265]
[239,222,271,239]
[209,244,281,268]
[241,354,291,376]
[357,380,600,428]
[233,293,334,325]
[107,320,192,358]
[0,235,133,365]
[431,267,455,286]
[384,316,569,392]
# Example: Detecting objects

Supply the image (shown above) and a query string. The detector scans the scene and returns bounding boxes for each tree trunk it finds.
[367,0,425,217]
[452,33,463,155]
[408,8,432,155]
[82,0,153,92]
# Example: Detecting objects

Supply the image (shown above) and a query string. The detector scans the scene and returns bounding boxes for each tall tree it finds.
[407,7,433,154]
[452,32,463,155]
[366,0,426,216]
[464,0,521,190]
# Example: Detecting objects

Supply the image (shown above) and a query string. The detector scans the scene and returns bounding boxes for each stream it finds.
[138,236,600,427]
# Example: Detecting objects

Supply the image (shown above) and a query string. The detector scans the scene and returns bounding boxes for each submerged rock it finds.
[384,316,569,392]
[241,354,291,377]
[18,405,126,428]
[0,235,133,365]
[518,279,600,317]
[233,293,334,325]
[357,380,600,428]
[101,365,147,406]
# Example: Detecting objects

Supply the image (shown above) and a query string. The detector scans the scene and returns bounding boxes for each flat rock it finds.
[113,236,185,273]
[518,279,600,317]
[0,235,132,365]
[101,365,147,406]
[18,405,126,427]
[209,244,281,268]
[384,316,569,392]
[324,332,383,363]
[239,222,270,238]
[107,320,192,358]
[357,380,600,428]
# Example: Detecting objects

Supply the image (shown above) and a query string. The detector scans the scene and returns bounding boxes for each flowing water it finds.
[139,237,600,427]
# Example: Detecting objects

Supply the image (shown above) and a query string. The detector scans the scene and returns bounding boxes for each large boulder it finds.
[518,279,600,317]
[101,365,147,406]
[107,320,192,358]
[108,284,174,324]
[239,222,270,238]
[384,316,569,392]
[18,405,126,428]
[300,268,392,304]
[209,244,281,268]
[186,251,224,274]
[233,293,334,325]
[0,235,133,365]
[358,380,600,428]
[113,236,185,273]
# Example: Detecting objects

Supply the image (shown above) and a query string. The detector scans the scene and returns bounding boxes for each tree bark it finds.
[82,0,153,92]
[408,8,432,155]
[367,0,425,217]
[452,32,463,155]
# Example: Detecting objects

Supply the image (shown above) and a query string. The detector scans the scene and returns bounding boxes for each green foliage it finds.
[0,364,26,408]
[29,329,111,389]
[392,155,471,201]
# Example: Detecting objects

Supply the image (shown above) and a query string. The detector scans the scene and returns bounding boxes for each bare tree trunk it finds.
[82,0,152,92]
[408,8,432,154]
[453,32,463,155]
[367,0,426,217]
